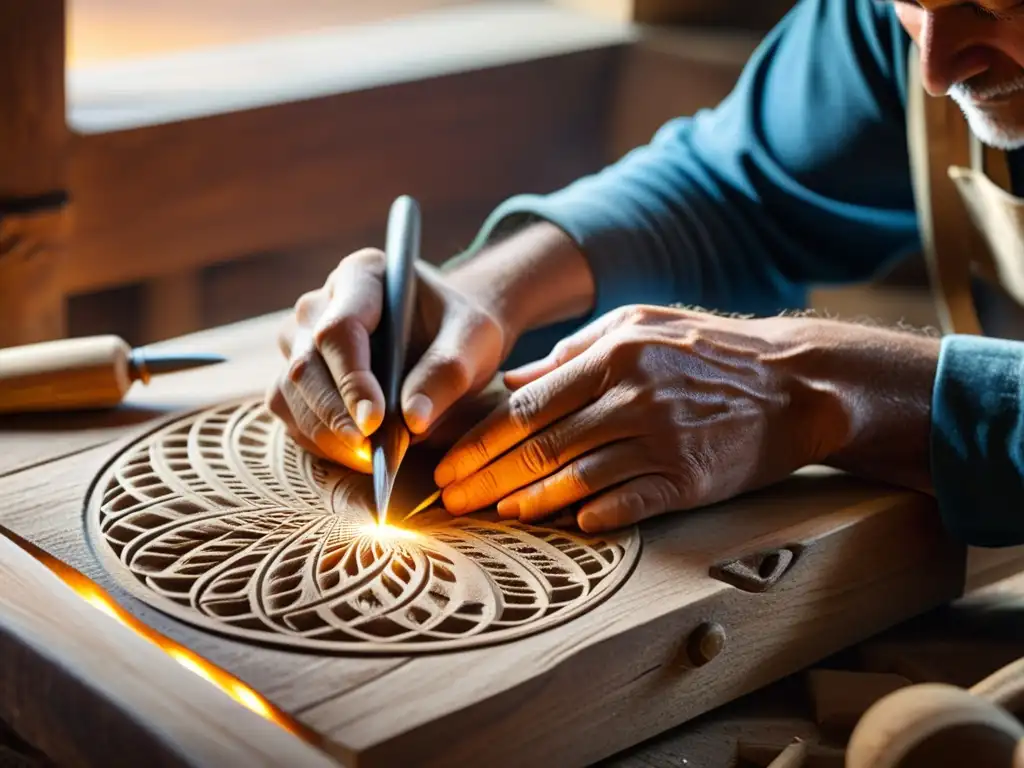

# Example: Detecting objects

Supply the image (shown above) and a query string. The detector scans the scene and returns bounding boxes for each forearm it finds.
[778,319,940,493]
[824,328,939,493]
[444,220,595,342]
[785,322,1024,548]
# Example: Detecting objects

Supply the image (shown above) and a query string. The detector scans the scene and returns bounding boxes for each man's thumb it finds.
[503,316,607,389]
[400,315,501,434]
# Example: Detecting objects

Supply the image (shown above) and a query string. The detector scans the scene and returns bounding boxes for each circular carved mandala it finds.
[85,399,641,654]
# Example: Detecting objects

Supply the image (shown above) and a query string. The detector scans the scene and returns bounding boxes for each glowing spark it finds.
[402,489,441,522]
[361,521,419,541]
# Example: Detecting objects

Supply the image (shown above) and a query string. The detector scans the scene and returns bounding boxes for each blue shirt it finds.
[459,0,1024,547]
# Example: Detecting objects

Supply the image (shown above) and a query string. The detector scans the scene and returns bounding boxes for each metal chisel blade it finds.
[128,350,227,382]
[371,415,410,525]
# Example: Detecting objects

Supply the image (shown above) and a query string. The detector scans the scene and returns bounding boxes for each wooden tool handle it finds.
[0,335,134,413]
[972,656,1024,715]
[847,672,1024,767]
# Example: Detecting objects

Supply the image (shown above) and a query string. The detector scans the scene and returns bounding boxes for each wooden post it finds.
[142,270,204,344]
[0,1,70,348]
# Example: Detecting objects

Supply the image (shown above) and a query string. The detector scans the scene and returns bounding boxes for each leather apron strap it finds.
[907,42,987,335]
[976,129,1013,195]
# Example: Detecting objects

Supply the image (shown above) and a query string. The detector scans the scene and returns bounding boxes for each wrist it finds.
[445,220,596,347]
[773,317,941,491]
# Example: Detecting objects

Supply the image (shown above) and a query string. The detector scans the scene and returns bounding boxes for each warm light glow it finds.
[355,443,371,463]
[1,528,317,743]
[232,683,274,719]
[168,648,215,684]
[79,588,128,625]
[362,521,419,542]
[402,490,441,522]
[66,577,297,731]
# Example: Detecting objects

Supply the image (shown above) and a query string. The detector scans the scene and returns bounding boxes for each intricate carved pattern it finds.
[86,399,641,653]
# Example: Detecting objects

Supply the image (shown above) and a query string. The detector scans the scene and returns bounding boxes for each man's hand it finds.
[433,305,940,533]
[265,221,596,470]
[266,248,506,469]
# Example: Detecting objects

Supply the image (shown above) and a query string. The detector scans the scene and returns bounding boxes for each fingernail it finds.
[435,462,455,487]
[355,399,374,435]
[404,393,433,433]
[444,486,467,513]
[577,510,602,533]
[333,422,364,451]
[497,498,519,518]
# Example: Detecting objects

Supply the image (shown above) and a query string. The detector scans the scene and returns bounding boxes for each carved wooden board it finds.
[1,312,1018,768]
[86,398,641,654]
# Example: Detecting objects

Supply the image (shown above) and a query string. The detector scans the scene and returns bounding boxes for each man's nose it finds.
[918,10,987,96]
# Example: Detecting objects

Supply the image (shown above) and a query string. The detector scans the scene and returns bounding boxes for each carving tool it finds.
[370,195,420,525]
[0,334,226,414]
[402,489,441,523]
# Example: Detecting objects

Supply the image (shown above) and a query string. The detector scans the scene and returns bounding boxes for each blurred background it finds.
[2,0,938,350]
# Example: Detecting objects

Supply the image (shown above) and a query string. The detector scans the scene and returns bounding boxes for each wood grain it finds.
[299,480,963,766]
[0,0,69,347]
[596,674,827,767]
[0,208,69,347]
[0,417,974,765]
[0,2,631,346]
[0,522,339,768]
[143,271,203,344]
[85,397,643,653]
[601,604,1024,766]
[65,45,619,296]
[602,585,1024,768]
[1,311,1021,766]
[0,445,410,723]
[0,0,67,198]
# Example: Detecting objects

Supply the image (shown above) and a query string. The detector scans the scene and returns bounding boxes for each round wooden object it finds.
[85,398,642,654]
[847,683,1024,768]
[686,622,727,667]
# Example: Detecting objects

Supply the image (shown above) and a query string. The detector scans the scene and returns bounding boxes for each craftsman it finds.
[267,0,1024,547]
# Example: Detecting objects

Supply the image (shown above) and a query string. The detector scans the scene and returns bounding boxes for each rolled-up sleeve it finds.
[931,335,1024,547]
[459,0,920,341]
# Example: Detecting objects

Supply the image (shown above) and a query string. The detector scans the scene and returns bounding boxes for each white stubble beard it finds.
[948,77,1024,151]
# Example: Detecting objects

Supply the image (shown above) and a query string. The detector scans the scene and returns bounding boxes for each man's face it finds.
[893,0,1024,149]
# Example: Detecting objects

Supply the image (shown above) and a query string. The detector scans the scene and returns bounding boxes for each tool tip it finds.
[129,350,228,382]
[372,447,395,525]
[370,416,410,525]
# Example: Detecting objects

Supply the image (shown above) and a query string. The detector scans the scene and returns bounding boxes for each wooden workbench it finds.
[2,312,1022,767]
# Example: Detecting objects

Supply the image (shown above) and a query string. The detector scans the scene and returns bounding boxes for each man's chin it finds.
[965,116,1024,151]
[950,94,1024,151]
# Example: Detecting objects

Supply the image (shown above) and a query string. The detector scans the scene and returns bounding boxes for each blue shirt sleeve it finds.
[452,0,1024,548]
[465,0,920,333]
[932,335,1024,547]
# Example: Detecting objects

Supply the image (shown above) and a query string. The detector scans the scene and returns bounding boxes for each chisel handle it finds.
[0,335,134,413]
